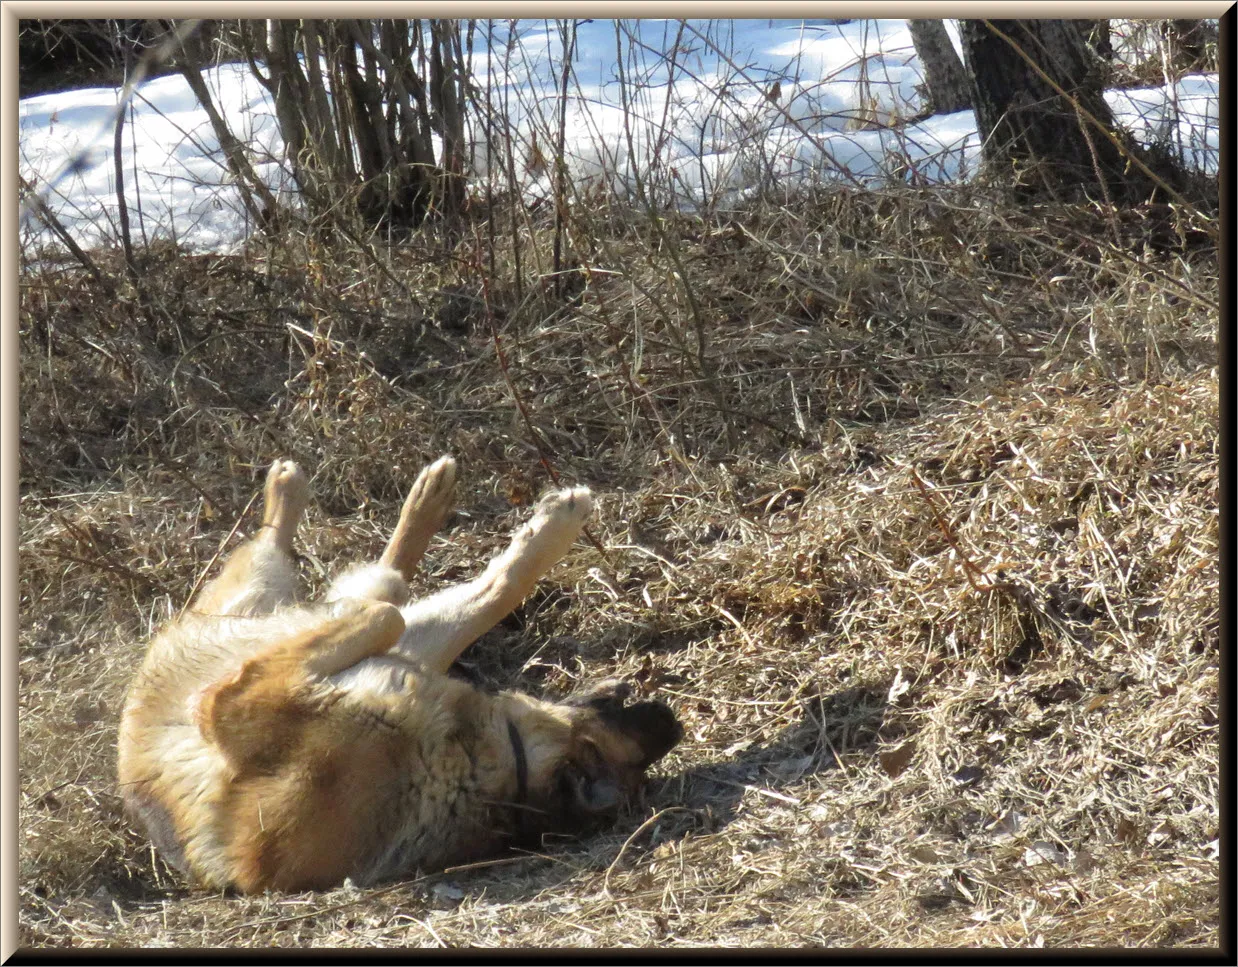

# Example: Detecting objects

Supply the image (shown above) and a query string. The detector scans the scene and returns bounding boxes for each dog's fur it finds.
[118,457,682,893]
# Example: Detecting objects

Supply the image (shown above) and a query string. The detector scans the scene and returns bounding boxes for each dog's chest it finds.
[362,739,507,882]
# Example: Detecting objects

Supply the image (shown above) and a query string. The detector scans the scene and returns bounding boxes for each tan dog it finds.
[118,457,681,893]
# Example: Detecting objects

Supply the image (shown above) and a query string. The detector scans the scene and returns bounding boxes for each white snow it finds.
[18,18,1220,256]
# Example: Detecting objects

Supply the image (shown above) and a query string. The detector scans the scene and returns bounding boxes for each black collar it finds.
[507,720,528,805]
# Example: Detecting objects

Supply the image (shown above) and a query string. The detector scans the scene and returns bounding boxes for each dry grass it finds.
[16,184,1219,949]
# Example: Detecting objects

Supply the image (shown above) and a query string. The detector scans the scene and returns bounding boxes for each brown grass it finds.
[17,184,1219,949]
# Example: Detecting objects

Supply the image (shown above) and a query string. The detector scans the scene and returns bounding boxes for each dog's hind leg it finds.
[324,456,457,608]
[389,486,593,674]
[190,460,309,618]
[381,456,457,580]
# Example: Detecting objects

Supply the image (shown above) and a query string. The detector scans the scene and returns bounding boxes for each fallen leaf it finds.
[73,699,107,728]
[879,740,917,779]
[987,808,1024,840]
[431,882,464,901]
[1083,693,1111,713]
[1146,822,1173,847]
[887,669,911,703]
[1115,817,1142,846]
[1024,841,1069,867]
[769,753,814,780]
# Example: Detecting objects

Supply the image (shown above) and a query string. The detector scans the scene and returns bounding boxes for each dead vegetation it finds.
[17,184,1219,949]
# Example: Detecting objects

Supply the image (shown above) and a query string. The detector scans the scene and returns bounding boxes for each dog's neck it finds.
[506,719,528,804]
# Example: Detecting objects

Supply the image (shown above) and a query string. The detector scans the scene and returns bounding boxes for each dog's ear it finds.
[564,679,682,769]
[603,700,683,768]
[563,678,633,713]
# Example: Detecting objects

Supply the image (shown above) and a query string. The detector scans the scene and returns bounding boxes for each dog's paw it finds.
[263,459,309,535]
[266,459,308,500]
[500,486,593,575]
[409,455,457,517]
[532,486,594,528]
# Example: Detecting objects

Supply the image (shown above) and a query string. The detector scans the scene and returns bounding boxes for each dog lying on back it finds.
[118,457,682,893]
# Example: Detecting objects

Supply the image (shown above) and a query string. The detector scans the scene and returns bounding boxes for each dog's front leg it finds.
[196,600,405,770]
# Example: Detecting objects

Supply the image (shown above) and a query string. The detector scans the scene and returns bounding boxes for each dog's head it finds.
[549,679,683,819]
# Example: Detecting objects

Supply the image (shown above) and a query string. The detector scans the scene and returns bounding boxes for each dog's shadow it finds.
[648,681,895,837]
[446,679,899,900]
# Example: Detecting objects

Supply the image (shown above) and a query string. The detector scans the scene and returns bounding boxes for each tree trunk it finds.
[960,19,1150,203]
[907,20,971,115]
[1077,20,1113,60]
[960,19,1216,210]
[429,19,467,217]
[176,24,279,234]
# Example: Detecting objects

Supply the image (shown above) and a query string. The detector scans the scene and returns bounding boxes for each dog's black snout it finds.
[603,700,684,769]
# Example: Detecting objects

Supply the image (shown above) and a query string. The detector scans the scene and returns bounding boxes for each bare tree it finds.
[209,19,471,232]
[172,23,279,234]
[907,20,971,116]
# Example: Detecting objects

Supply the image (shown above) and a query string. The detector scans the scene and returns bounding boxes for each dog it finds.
[118,456,682,893]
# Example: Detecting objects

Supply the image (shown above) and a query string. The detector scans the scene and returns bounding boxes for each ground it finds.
[16,185,1220,949]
